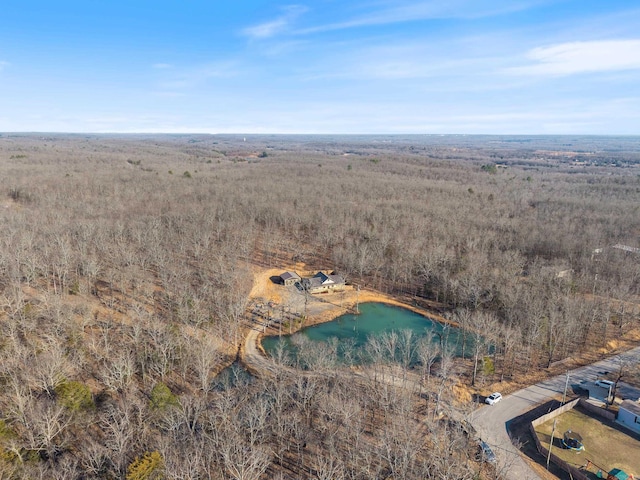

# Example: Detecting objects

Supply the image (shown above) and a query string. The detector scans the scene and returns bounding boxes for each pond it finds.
[261,302,470,368]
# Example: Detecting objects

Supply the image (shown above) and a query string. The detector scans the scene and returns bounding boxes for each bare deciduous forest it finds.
[0,133,639,479]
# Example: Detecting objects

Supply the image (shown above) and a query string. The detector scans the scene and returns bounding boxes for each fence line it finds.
[529,397,617,480]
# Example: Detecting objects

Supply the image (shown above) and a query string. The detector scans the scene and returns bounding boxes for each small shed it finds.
[607,468,631,480]
[617,400,640,434]
[280,271,301,286]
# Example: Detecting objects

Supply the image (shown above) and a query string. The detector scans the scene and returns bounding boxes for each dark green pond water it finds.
[261,302,468,367]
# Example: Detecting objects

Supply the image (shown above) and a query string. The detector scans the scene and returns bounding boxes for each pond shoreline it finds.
[242,268,455,376]
[260,287,458,342]
[260,294,466,365]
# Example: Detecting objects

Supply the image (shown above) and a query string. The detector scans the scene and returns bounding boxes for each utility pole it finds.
[283,304,291,334]
[562,371,570,404]
[547,418,557,470]
[303,284,309,319]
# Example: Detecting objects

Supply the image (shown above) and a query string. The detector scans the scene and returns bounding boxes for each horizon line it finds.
[2,131,640,137]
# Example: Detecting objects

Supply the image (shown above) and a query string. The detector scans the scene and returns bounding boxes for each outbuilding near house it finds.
[279,271,301,286]
[617,400,640,434]
[607,468,633,480]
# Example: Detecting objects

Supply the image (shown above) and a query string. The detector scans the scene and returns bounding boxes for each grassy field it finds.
[535,407,640,479]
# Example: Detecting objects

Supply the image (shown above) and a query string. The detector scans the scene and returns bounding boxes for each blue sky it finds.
[1,0,639,134]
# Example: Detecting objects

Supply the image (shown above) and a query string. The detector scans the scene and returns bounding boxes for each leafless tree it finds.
[221,435,271,480]
[2,134,639,477]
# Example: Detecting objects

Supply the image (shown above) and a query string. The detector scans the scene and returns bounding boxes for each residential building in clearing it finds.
[301,271,346,294]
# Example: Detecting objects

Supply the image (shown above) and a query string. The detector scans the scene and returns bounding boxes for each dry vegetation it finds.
[0,133,639,479]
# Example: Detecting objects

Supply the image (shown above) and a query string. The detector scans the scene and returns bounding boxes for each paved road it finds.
[470,346,640,479]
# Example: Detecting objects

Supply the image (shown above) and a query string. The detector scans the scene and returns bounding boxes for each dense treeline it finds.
[0,134,639,478]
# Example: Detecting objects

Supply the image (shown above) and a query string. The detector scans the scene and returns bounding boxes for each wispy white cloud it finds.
[245,0,522,40]
[242,5,307,39]
[0,61,9,71]
[293,37,505,84]
[259,39,310,57]
[296,0,550,34]
[244,18,289,39]
[507,39,640,76]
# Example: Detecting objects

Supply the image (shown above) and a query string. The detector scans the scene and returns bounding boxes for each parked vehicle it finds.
[477,441,497,463]
[595,379,614,389]
[485,392,502,405]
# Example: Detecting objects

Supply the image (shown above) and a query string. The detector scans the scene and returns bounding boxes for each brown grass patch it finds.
[535,407,640,478]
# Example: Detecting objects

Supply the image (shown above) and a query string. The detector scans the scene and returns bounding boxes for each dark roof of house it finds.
[620,400,640,416]
[314,271,345,285]
[302,271,345,289]
[280,271,301,281]
[303,277,324,289]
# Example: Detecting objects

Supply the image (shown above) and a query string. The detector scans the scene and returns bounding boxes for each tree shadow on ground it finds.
[472,393,488,404]
[506,399,571,479]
